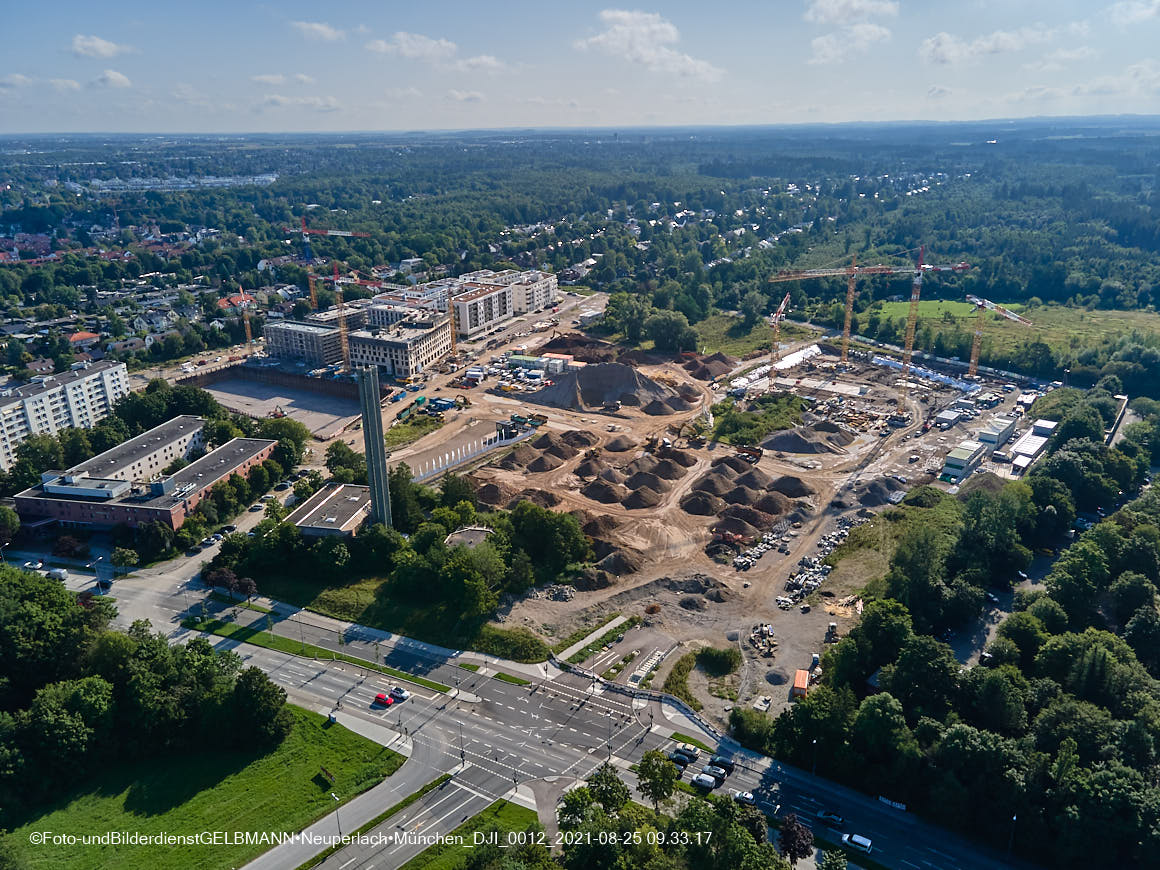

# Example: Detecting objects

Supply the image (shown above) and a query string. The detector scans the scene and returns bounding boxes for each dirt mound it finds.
[616,349,656,366]
[735,468,773,489]
[599,467,627,484]
[763,422,855,454]
[625,471,671,493]
[711,455,751,475]
[624,454,659,475]
[855,477,898,507]
[560,429,600,448]
[582,514,621,537]
[755,491,794,515]
[711,516,762,538]
[691,472,734,496]
[508,488,561,509]
[526,363,678,412]
[605,434,638,452]
[541,333,619,364]
[659,447,698,467]
[721,503,776,529]
[665,395,694,411]
[722,485,763,506]
[532,432,580,460]
[596,548,643,575]
[575,568,617,591]
[582,480,630,504]
[680,491,725,515]
[642,399,675,416]
[476,482,512,506]
[651,458,689,480]
[683,351,736,380]
[527,454,564,473]
[624,486,663,509]
[497,443,539,469]
[771,475,815,498]
[574,458,608,478]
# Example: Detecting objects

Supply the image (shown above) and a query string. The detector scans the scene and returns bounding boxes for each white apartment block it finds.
[348,314,453,378]
[451,282,514,339]
[510,271,558,314]
[0,361,130,471]
[263,321,344,367]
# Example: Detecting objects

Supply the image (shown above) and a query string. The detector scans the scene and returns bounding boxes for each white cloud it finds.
[448,89,484,102]
[172,83,210,108]
[366,32,457,62]
[575,10,724,82]
[252,73,286,85]
[810,22,890,64]
[1024,46,1096,72]
[0,74,32,89]
[260,93,340,112]
[383,86,422,99]
[804,0,899,25]
[1110,0,1160,25]
[523,95,581,109]
[94,69,131,88]
[1006,60,1160,103]
[454,55,508,73]
[294,73,315,84]
[927,85,951,99]
[290,21,344,42]
[50,78,80,91]
[72,34,131,58]
[919,26,1055,65]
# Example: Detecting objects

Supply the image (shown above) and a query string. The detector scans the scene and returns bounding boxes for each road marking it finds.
[339,857,357,869]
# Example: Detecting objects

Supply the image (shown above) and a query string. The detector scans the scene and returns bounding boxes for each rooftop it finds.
[66,415,204,479]
[265,320,339,336]
[0,360,125,410]
[453,282,509,303]
[286,483,371,531]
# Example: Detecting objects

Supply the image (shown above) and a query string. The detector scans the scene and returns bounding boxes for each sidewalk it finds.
[556,615,628,661]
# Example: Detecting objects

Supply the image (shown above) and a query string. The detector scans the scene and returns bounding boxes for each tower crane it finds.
[966,295,1032,377]
[333,264,350,370]
[768,250,971,368]
[243,308,253,345]
[283,216,370,262]
[769,292,791,369]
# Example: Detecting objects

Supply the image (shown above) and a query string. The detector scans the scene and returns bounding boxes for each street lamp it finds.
[331,792,342,838]
[812,738,818,776]
[0,541,9,564]
[1008,814,1017,853]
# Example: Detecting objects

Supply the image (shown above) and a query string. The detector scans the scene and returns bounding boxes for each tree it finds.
[820,850,848,870]
[778,814,814,867]
[644,309,698,352]
[740,289,766,328]
[557,786,597,830]
[110,548,139,569]
[1109,571,1156,626]
[439,473,476,509]
[587,762,629,813]
[229,667,292,745]
[0,506,19,545]
[636,749,678,810]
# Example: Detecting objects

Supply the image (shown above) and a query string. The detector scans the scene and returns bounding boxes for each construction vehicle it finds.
[735,445,764,463]
[396,406,413,422]
[455,394,470,408]
[768,249,971,373]
[527,413,548,428]
[268,406,287,419]
[603,400,622,413]
[965,295,1032,377]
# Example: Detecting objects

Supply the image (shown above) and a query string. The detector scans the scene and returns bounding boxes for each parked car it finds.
[22,560,43,570]
[733,791,756,806]
[816,809,844,827]
[709,755,736,775]
[667,751,691,766]
[674,742,701,759]
[701,765,728,783]
[274,482,291,491]
[389,687,410,701]
[222,525,237,534]
[842,834,873,854]
[249,503,263,511]
[373,693,394,707]
[690,773,718,789]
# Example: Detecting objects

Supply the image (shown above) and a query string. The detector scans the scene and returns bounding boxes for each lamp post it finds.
[0,541,9,564]
[811,738,818,776]
[331,793,341,838]
[1008,814,1017,854]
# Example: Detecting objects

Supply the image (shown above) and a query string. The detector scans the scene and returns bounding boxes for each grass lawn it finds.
[824,487,963,599]
[669,731,716,754]
[695,313,814,359]
[6,706,402,870]
[398,801,541,870]
[874,300,1160,360]
[209,591,271,613]
[182,616,451,692]
[494,672,530,686]
[565,616,641,665]
[385,415,443,450]
[551,612,621,654]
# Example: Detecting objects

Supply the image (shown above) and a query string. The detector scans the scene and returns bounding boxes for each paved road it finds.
[52,554,1031,870]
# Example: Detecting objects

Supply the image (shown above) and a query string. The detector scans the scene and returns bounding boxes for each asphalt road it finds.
[51,552,1029,870]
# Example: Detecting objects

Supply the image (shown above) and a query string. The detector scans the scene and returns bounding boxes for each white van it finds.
[690,773,718,789]
[841,833,873,854]
[47,568,69,581]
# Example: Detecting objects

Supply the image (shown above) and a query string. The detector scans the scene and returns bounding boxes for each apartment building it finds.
[0,360,130,471]
[450,282,513,339]
[263,321,344,367]
[509,271,559,314]
[348,314,453,379]
[305,303,370,331]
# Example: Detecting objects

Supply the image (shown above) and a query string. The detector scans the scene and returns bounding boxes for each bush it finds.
[662,651,702,710]
[473,625,550,663]
[697,646,742,677]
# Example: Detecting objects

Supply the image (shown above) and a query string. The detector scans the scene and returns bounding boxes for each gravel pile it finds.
[497,443,539,469]
[526,363,679,412]
[691,472,734,496]
[771,475,815,498]
[527,454,564,473]
[623,486,663,509]
[763,420,855,454]
[596,548,643,575]
[642,399,676,415]
[659,447,698,467]
[722,484,764,505]
[625,471,671,492]
[755,491,795,515]
[582,480,631,504]
[605,434,638,452]
[651,458,688,480]
[561,429,600,448]
[574,458,608,478]
[680,491,725,515]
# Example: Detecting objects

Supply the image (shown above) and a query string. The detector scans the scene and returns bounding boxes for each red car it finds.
[373,693,394,707]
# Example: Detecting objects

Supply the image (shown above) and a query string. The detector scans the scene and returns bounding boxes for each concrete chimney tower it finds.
[356,366,393,528]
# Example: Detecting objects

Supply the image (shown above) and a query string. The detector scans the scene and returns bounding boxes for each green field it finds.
[384,415,444,449]
[6,706,402,870]
[398,800,542,870]
[694,312,814,359]
[874,300,1160,358]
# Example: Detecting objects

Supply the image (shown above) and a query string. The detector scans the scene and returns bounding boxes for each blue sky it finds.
[2,1,1160,132]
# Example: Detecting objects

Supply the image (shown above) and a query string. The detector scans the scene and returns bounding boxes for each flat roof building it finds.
[264,321,344,367]
[977,415,1018,449]
[451,282,513,339]
[0,360,130,471]
[14,416,275,529]
[286,483,371,537]
[348,314,452,379]
[940,439,988,482]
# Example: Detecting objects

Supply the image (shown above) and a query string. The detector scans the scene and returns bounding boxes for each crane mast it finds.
[898,246,925,410]
[769,292,791,373]
[966,294,1032,377]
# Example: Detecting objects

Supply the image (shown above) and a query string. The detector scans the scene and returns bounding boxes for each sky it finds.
[3,0,1160,133]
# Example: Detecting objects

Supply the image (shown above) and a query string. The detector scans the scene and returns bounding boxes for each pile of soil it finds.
[683,351,736,381]
[659,447,698,467]
[735,468,774,489]
[625,455,659,475]
[666,395,694,411]
[625,471,671,493]
[771,475,815,498]
[642,399,676,416]
[616,349,657,365]
[691,472,734,496]
[605,434,638,452]
[574,458,608,478]
[763,420,855,454]
[476,482,513,506]
[527,454,564,473]
[711,516,762,538]
[680,491,725,515]
[755,491,795,516]
[582,480,630,504]
[575,568,617,591]
[582,514,621,537]
[855,477,898,507]
[599,467,627,484]
[722,484,763,506]
[651,458,688,480]
[526,362,679,412]
[497,443,539,469]
[624,486,663,509]
[541,333,619,364]
[711,455,752,474]
[508,488,561,509]
[721,503,776,529]
[596,548,643,575]
[560,430,600,448]
[532,432,580,460]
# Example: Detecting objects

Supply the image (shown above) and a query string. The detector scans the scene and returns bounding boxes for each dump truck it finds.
[735,445,764,463]
[510,413,529,425]
[396,406,412,422]
[527,413,548,428]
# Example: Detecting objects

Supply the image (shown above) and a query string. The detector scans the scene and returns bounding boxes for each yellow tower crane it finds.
[966,294,1032,377]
